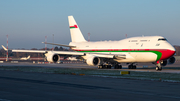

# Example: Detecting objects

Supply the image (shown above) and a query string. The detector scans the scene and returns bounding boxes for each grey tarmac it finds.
[0,62,180,101]
[0,70,180,101]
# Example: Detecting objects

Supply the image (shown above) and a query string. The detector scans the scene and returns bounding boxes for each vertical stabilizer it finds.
[68,16,87,42]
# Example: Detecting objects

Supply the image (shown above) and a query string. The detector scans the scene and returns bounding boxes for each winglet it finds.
[2,45,8,51]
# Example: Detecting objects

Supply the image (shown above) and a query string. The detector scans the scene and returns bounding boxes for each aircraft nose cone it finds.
[159,46,176,60]
[171,45,176,55]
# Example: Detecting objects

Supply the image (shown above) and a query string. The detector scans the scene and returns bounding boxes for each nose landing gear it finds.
[155,61,162,71]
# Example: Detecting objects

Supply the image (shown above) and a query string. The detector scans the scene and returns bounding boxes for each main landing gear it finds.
[98,64,122,69]
[98,65,112,69]
[98,63,137,69]
[114,64,122,69]
[128,64,136,69]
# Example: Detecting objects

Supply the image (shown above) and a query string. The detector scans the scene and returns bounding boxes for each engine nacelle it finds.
[161,60,167,66]
[168,56,176,64]
[161,56,176,66]
[86,56,100,66]
[46,52,60,63]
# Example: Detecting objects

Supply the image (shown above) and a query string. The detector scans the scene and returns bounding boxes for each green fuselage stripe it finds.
[76,50,162,61]
[70,27,75,29]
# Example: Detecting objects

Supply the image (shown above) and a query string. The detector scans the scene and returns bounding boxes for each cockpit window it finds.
[158,38,167,41]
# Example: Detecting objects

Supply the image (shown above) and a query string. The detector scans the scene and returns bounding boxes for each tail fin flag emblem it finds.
[70,25,78,29]
[68,16,87,42]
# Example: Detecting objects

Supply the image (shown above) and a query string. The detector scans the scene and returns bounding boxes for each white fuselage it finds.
[69,36,175,63]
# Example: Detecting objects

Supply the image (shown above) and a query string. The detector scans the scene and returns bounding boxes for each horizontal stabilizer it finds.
[42,42,76,48]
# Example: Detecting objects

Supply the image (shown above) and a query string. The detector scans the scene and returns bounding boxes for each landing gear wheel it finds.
[114,64,122,69]
[114,65,118,69]
[118,65,122,69]
[98,65,103,69]
[133,65,136,69]
[156,66,158,71]
[104,65,108,69]
[107,65,112,69]
[98,65,111,69]
[156,66,162,71]
[128,65,132,69]
[128,64,136,69]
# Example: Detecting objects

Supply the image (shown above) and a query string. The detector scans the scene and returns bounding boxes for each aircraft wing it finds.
[52,51,126,59]
[2,45,84,55]
[53,52,115,58]
[2,45,46,53]
[52,51,85,56]
[2,45,126,59]
[42,42,76,48]
[51,50,126,59]
[12,49,46,53]
[10,49,85,56]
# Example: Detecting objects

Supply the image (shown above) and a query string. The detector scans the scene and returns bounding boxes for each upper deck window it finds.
[158,38,167,41]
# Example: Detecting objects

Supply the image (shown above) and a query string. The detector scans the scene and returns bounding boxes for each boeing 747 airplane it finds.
[2,16,176,71]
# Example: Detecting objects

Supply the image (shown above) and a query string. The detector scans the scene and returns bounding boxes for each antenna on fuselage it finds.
[125,34,127,38]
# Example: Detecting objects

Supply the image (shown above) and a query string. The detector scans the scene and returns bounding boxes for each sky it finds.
[0,0,180,49]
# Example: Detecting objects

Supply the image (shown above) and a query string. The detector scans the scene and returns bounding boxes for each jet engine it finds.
[161,60,167,66]
[168,56,176,64]
[46,52,60,63]
[86,56,100,66]
[161,56,176,66]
